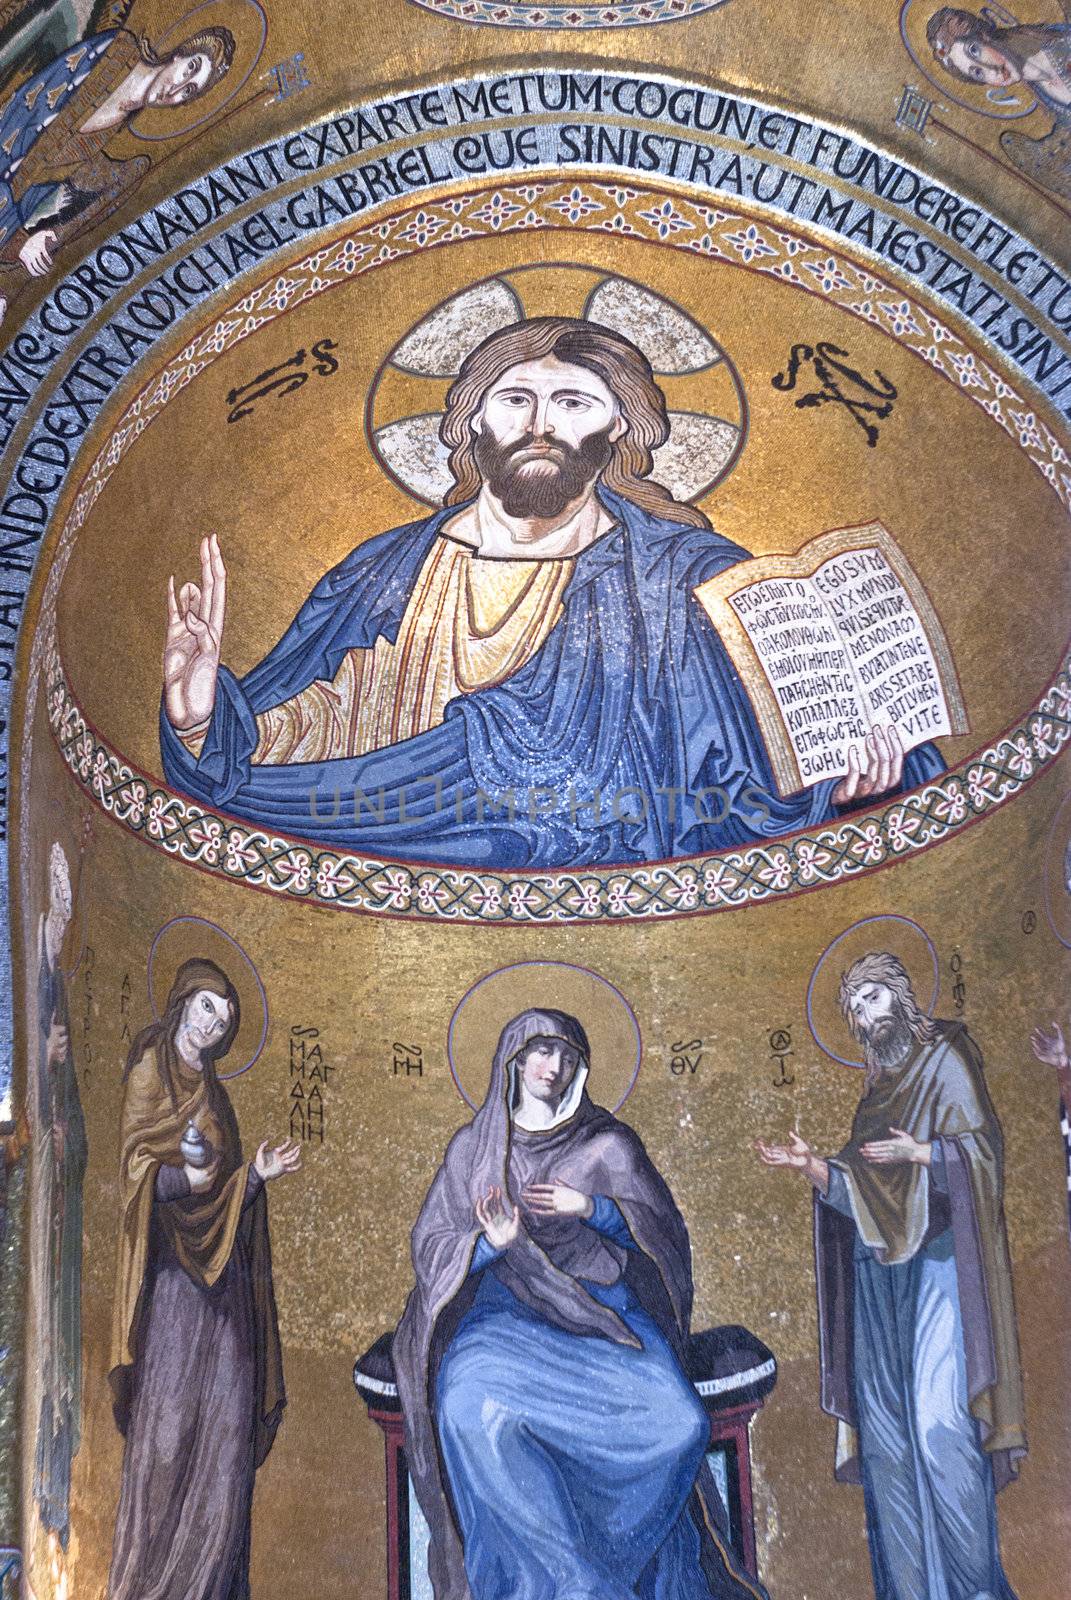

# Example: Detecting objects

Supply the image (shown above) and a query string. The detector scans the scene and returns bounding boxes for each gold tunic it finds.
[250,536,574,765]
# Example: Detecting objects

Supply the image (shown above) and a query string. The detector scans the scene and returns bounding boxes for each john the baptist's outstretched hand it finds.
[755,1132,829,1192]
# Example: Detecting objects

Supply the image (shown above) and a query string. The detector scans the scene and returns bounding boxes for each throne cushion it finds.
[354,1324,776,1415]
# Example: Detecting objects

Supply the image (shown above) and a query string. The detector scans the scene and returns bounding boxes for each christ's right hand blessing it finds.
[165,534,227,731]
[475,1185,520,1250]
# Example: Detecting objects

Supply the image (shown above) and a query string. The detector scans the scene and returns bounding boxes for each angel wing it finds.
[0,0,133,99]
[1001,118,1071,202]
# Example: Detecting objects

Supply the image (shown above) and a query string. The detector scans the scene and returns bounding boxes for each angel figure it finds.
[928,5,1071,201]
[0,6,234,320]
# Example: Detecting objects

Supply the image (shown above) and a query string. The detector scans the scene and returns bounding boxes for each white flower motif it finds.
[966,764,996,807]
[636,198,693,239]
[507,882,539,916]
[378,868,412,910]
[1006,735,1033,778]
[723,224,776,264]
[803,255,852,295]
[315,856,355,898]
[225,830,260,872]
[851,823,884,864]
[796,840,832,881]
[549,186,603,224]
[147,794,179,840]
[1031,717,1061,759]
[91,749,110,797]
[886,808,921,852]
[758,850,792,890]
[702,862,740,902]
[931,784,967,825]
[567,882,602,916]
[187,818,223,864]
[117,780,147,825]
[414,879,439,912]
[878,299,923,338]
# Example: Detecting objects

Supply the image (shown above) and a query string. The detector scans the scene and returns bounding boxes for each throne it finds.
[354,1323,776,1598]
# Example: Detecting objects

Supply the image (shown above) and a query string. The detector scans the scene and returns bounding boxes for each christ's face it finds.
[844,980,900,1046]
[181,988,232,1054]
[517,1036,581,1105]
[148,50,214,108]
[472,355,626,519]
[947,37,1019,86]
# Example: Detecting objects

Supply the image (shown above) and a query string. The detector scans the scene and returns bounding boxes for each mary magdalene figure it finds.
[393,1006,768,1600]
[106,957,300,1600]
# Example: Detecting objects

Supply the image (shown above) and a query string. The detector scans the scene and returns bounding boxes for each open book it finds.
[693,521,967,797]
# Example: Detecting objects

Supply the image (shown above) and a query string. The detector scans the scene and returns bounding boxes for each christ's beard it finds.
[474,425,615,520]
[859,1011,915,1072]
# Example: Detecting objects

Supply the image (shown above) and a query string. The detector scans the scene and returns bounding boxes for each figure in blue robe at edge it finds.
[161,316,944,871]
[758,951,1027,1600]
[0,19,234,323]
[393,1006,769,1600]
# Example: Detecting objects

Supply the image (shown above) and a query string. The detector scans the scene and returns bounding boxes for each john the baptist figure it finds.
[393,1006,767,1600]
[758,951,1026,1600]
[107,958,300,1600]
[0,22,234,318]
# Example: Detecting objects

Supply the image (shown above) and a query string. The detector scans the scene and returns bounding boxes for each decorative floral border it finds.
[406,0,726,27]
[46,639,1071,920]
[36,178,1071,922]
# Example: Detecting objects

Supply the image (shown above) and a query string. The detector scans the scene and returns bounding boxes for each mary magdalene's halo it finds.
[147,915,269,1079]
[807,915,940,1069]
[367,262,748,510]
[448,961,642,1112]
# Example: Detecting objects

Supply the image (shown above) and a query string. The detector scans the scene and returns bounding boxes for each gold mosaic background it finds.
[6,0,1071,1596]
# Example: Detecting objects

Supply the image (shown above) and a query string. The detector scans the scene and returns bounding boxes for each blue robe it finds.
[161,491,943,869]
[440,1201,717,1600]
[823,1158,1018,1600]
[0,31,114,245]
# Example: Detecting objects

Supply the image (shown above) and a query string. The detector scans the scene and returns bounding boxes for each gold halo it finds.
[806,915,940,1069]
[129,0,268,142]
[447,961,641,1111]
[147,916,269,1079]
[367,262,748,510]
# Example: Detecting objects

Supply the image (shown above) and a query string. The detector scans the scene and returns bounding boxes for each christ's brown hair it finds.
[439,317,711,529]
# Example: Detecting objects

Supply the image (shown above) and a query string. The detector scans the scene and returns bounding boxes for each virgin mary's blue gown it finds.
[436,1202,722,1600]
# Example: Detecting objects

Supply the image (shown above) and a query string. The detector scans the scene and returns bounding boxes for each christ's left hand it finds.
[522,1180,594,1218]
[832,725,904,806]
[861,1128,930,1166]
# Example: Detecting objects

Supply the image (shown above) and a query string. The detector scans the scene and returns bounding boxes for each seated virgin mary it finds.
[392,1008,767,1600]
